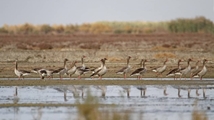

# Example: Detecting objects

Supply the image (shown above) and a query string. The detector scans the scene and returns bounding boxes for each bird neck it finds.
[64,60,67,68]
[142,61,146,68]
[102,60,106,66]
[203,60,206,66]
[15,61,18,70]
[178,61,181,68]
[81,57,84,65]
[127,58,130,66]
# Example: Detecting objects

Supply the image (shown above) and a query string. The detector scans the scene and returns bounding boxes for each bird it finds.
[74,56,91,79]
[80,55,90,72]
[116,56,131,79]
[192,59,208,80]
[166,59,183,80]
[67,61,77,79]
[175,58,193,80]
[190,60,199,80]
[152,58,168,80]
[31,68,48,79]
[130,59,148,80]
[14,59,31,80]
[90,58,107,79]
[31,68,55,79]
[53,58,69,80]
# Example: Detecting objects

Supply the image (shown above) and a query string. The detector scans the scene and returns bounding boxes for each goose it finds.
[53,58,69,80]
[79,55,90,72]
[14,59,31,80]
[193,59,208,80]
[90,58,107,79]
[190,60,199,80]
[116,56,131,79]
[152,58,168,80]
[175,58,193,80]
[91,58,104,74]
[130,59,148,80]
[166,59,183,80]
[31,68,55,79]
[67,61,77,79]
[31,68,47,79]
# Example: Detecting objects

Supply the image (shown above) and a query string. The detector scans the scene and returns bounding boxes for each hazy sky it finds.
[0,0,214,26]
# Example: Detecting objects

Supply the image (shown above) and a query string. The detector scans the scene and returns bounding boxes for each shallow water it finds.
[0,83,214,120]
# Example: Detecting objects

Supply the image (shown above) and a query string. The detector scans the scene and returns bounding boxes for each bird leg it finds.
[178,88,182,98]
[203,89,206,99]
[143,89,146,96]
[64,92,67,101]
[188,89,191,98]
[196,89,200,96]
[140,90,142,97]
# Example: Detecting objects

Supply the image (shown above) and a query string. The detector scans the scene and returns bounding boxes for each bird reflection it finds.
[120,85,131,98]
[13,86,19,120]
[53,85,69,101]
[155,85,168,96]
[13,86,19,104]
[67,85,87,98]
[173,85,207,98]
[31,107,43,120]
[94,85,107,98]
[135,85,147,97]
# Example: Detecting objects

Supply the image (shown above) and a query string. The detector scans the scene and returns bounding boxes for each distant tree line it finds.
[0,16,213,34]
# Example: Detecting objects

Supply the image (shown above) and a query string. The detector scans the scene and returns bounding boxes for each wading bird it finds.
[90,58,107,79]
[14,59,31,80]
[116,56,131,79]
[166,59,183,80]
[130,59,148,80]
[192,59,208,80]
[152,58,168,80]
[53,58,69,80]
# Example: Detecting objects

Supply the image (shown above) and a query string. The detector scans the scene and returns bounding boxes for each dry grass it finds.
[76,90,133,120]
[192,101,208,120]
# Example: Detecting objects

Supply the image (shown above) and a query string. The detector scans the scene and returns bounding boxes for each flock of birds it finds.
[14,55,209,80]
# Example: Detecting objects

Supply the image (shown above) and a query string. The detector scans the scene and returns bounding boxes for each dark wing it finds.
[40,70,47,74]
[130,68,145,76]
[166,68,179,75]
[192,71,200,77]
[53,68,64,74]
[90,69,102,77]
[116,66,128,73]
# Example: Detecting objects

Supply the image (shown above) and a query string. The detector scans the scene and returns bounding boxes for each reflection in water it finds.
[70,85,87,98]
[31,107,43,120]
[155,85,168,96]
[53,85,69,101]
[13,87,19,104]
[94,85,107,98]
[172,85,207,98]
[120,85,131,98]
[135,85,147,97]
